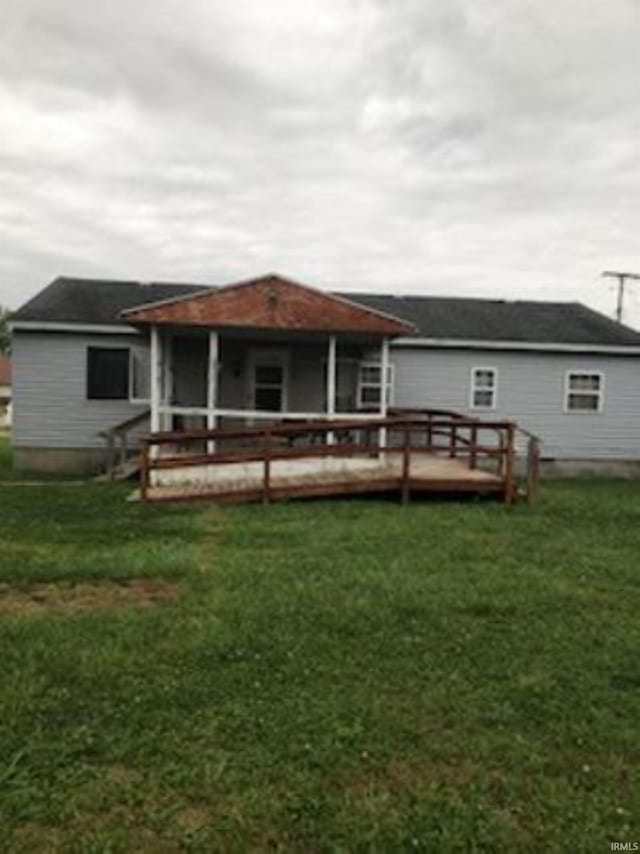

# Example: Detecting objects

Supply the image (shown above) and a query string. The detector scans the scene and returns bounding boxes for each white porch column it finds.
[326,334,337,445]
[207,330,219,452]
[160,330,172,431]
[150,324,162,435]
[379,336,390,448]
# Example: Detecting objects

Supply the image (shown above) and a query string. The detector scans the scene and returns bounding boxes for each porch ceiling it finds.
[121,274,414,337]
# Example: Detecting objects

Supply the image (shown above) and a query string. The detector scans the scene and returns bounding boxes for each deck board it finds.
[134,452,505,503]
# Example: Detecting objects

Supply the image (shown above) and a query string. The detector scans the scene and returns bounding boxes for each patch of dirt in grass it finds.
[103,763,143,786]
[0,578,181,615]
[177,805,214,833]
[343,756,480,800]
[12,821,61,848]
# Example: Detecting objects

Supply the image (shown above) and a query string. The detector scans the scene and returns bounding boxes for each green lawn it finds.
[1,437,639,851]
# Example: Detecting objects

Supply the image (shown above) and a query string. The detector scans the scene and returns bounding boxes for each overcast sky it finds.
[2,0,640,326]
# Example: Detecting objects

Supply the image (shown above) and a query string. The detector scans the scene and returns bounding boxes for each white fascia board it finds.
[10,321,140,335]
[391,336,640,355]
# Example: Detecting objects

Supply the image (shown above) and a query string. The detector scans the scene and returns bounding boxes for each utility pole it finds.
[602,271,640,324]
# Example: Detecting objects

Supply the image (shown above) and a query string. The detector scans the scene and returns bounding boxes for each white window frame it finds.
[357,361,394,409]
[129,348,151,404]
[564,370,604,414]
[470,366,498,410]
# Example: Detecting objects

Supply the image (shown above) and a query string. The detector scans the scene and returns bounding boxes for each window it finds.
[130,348,151,403]
[87,347,130,400]
[470,367,497,409]
[357,362,394,409]
[565,372,603,413]
[254,364,285,411]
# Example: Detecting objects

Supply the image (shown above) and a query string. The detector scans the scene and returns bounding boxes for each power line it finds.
[601,271,640,324]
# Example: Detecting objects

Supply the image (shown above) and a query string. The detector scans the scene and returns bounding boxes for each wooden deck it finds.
[134,412,541,506]
[134,452,505,504]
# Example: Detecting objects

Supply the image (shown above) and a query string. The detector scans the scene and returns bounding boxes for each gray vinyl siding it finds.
[12,331,149,449]
[13,329,640,460]
[391,347,640,459]
[171,339,331,412]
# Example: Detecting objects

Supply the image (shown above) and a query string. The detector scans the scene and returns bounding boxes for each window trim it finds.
[469,366,498,410]
[356,361,395,409]
[564,370,605,414]
[86,346,131,401]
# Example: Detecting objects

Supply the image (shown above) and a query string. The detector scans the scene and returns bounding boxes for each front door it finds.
[248,350,289,412]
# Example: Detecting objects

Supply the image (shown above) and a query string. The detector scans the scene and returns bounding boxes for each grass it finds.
[1,435,639,851]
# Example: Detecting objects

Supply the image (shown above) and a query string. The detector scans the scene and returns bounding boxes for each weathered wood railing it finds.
[393,409,542,505]
[519,426,542,506]
[140,413,540,505]
[98,409,150,479]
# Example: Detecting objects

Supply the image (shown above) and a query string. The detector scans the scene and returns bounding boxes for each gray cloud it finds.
[1,0,640,326]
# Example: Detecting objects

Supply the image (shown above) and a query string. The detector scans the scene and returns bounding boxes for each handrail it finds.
[98,408,151,439]
[147,415,518,445]
[99,408,150,479]
[389,406,472,422]
[514,424,542,443]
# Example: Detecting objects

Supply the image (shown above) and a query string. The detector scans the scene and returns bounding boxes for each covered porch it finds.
[123,274,413,449]
[148,327,394,438]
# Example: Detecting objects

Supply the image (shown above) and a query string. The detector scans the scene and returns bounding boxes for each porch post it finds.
[150,324,161,436]
[327,334,337,445]
[207,330,219,452]
[379,336,389,448]
[160,330,172,431]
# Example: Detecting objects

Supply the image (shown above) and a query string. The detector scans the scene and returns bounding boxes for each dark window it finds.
[252,361,285,411]
[87,347,130,400]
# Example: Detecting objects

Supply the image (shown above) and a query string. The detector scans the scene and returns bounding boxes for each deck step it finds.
[96,457,141,482]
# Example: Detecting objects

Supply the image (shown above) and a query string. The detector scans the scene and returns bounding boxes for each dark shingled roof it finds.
[12,276,640,348]
[12,277,206,326]
[339,292,640,346]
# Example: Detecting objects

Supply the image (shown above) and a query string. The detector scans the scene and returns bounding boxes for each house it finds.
[0,356,11,429]
[9,274,640,479]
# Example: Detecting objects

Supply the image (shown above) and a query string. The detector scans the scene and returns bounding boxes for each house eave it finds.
[9,321,140,335]
[392,336,640,355]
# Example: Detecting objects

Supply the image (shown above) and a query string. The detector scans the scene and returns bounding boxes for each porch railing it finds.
[156,405,387,424]
[140,412,541,505]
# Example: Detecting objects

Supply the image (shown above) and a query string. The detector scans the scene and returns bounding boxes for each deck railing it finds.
[140,412,540,505]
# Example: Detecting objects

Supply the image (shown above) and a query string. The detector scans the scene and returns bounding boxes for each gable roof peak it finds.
[122,273,415,336]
